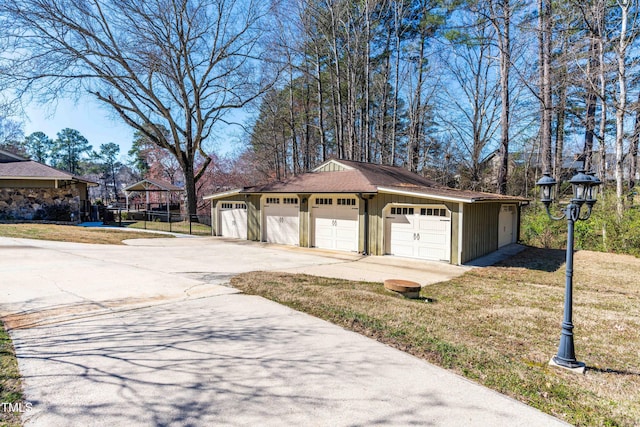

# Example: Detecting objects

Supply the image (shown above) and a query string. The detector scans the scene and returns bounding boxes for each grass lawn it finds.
[127,220,211,236]
[231,247,640,426]
[0,224,173,244]
[0,325,24,427]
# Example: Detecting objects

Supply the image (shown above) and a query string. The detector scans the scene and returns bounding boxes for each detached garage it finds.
[204,159,527,265]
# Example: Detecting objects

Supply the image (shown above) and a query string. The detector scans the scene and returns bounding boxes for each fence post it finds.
[190,215,193,235]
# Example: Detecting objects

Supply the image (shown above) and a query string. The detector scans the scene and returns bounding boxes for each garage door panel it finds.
[387,206,451,262]
[264,202,299,246]
[312,200,359,252]
[418,219,448,231]
[391,241,414,257]
[417,246,447,260]
[419,233,448,245]
[219,205,247,239]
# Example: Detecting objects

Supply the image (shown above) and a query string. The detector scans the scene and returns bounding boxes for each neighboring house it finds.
[0,149,95,221]
[479,150,585,187]
[591,150,639,183]
[204,159,527,265]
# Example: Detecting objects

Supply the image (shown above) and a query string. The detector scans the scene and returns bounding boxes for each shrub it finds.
[521,191,640,257]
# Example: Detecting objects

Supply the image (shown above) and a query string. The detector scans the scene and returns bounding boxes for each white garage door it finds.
[312,196,359,252]
[386,205,451,262]
[263,196,300,246]
[219,202,247,239]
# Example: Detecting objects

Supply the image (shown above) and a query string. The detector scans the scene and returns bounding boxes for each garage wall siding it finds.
[461,203,501,263]
[246,195,261,241]
[299,195,310,247]
[367,194,459,264]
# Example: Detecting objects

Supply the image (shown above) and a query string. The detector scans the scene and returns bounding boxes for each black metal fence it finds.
[102,207,212,236]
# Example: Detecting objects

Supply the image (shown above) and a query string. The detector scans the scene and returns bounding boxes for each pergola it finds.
[123,178,184,216]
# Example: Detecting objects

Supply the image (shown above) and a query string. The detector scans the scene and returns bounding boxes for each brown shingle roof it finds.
[248,159,440,194]
[207,159,527,203]
[0,158,96,184]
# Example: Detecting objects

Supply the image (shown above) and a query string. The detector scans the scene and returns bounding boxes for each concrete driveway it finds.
[0,236,566,426]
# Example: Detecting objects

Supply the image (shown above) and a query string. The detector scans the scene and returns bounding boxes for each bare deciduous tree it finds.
[0,0,274,215]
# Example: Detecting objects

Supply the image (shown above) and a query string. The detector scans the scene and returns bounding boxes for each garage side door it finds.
[498,204,516,248]
[219,202,247,239]
[386,206,451,262]
[263,197,300,246]
[312,197,359,252]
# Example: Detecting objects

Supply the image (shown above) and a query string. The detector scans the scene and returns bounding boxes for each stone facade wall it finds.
[0,187,81,221]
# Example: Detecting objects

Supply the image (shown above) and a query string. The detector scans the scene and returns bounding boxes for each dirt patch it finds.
[2,295,171,330]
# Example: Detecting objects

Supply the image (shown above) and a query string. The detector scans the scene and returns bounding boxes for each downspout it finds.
[360,193,369,256]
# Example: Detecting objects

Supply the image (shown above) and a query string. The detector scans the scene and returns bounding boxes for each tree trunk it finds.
[390,2,402,166]
[630,91,640,193]
[182,162,198,216]
[615,0,629,217]
[288,65,299,174]
[598,23,607,187]
[314,44,327,162]
[539,0,552,176]
[555,82,567,184]
[583,38,598,172]
[494,0,511,195]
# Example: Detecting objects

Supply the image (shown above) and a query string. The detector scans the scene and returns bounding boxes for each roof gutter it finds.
[377,187,528,204]
[377,187,474,203]
[202,188,243,201]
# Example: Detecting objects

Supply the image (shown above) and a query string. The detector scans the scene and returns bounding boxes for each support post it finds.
[551,203,585,371]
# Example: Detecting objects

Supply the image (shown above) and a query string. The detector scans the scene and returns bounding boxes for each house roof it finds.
[124,178,183,192]
[0,149,97,185]
[204,159,527,204]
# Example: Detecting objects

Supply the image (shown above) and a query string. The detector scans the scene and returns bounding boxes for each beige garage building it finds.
[204,159,527,265]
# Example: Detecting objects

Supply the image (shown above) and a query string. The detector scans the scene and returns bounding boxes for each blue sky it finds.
[24,97,135,157]
[23,96,245,161]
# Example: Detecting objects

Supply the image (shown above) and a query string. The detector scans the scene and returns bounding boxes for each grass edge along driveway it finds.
[231,247,640,427]
[0,224,173,244]
[0,324,25,427]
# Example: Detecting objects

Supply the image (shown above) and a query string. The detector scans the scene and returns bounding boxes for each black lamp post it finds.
[535,170,601,371]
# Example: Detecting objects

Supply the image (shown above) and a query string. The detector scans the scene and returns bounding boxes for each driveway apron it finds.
[0,236,568,426]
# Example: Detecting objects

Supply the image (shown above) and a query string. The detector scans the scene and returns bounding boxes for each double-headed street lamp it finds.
[536,170,602,371]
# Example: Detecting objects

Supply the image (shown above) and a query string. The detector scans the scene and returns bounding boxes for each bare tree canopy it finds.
[0,0,275,214]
